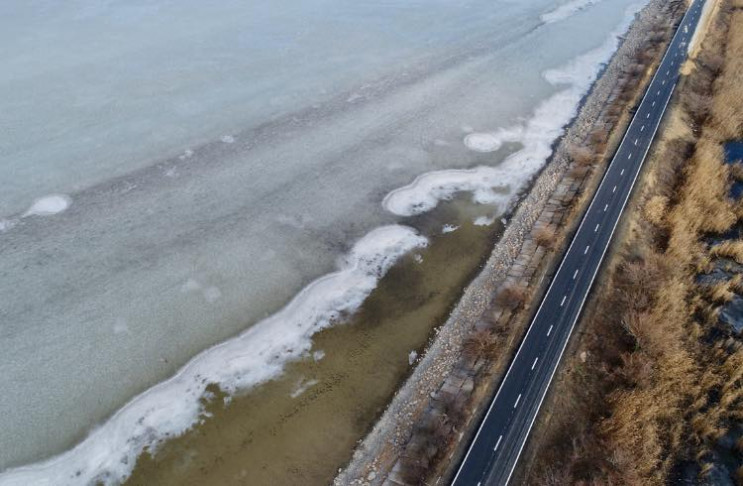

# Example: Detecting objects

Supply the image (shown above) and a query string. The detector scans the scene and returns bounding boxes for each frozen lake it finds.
[0,0,646,482]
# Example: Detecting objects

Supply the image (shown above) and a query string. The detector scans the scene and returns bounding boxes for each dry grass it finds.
[711,241,743,264]
[534,225,558,250]
[568,146,595,167]
[525,4,743,484]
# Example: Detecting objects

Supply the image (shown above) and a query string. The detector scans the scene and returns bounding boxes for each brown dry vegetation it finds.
[534,224,559,250]
[495,283,528,310]
[525,3,743,485]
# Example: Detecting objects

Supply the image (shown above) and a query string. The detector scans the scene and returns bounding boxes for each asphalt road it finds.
[451,2,706,484]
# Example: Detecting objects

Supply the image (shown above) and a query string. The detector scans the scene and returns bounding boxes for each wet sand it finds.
[125,200,502,486]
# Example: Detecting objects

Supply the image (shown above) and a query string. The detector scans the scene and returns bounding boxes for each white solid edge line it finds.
[498,1,698,483]
[452,3,698,482]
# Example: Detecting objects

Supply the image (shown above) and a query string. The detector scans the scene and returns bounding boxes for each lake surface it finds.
[0,0,647,483]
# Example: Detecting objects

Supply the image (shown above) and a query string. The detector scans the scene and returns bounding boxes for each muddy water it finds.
[125,201,502,486]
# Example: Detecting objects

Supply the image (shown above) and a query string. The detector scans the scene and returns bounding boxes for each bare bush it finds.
[495,284,527,310]
[462,329,496,362]
[534,224,558,250]
[568,146,595,167]
[682,91,712,125]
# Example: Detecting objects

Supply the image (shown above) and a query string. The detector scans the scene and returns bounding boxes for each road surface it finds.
[451,1,706,484]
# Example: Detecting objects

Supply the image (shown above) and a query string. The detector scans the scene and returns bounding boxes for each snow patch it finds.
[220,135,235,144]
[22,195,71,217]
[178,149,194,160]
[441,224,459,234]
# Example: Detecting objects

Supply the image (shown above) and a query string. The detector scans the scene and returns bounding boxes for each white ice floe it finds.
[383,2,644,218]
[463,126,523,153]
[22,195,71,217]
[540,0,605,25]
[473,215,496,227]
[290,378,319,398]
[441,224,459,234]
[0,225,426,486]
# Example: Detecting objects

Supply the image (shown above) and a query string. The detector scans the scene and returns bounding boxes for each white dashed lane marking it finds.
[560,295,567,307]
[493,435,503,452]
[584,245,590,254]
[573,269,579,279]
[514,394,522,408]
[531,357,539,370]
[547,325,553,336]
[620,168,625,175]
[604,204,608,212]
[594,223,600,232]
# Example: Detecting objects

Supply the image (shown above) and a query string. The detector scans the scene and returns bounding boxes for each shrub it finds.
[534,225,558,250]
[495,284,527,310]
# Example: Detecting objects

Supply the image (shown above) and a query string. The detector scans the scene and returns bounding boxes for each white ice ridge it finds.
[540,0,605,25]
[383,1,645,218]
[22,195,71,217]
[0,225,427,486]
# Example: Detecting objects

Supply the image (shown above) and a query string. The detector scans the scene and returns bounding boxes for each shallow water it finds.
[724,140,743,164]
[0,0,647,483]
